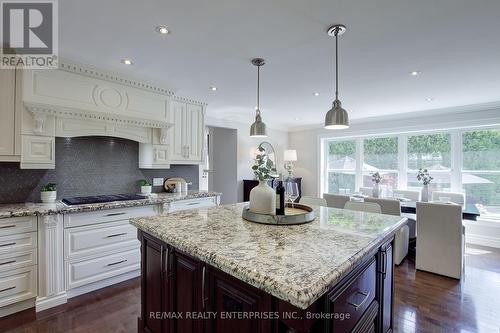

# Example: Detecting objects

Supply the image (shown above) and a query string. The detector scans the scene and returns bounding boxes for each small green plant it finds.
[137,179,151,186]
[41,183,57,192]
[371,172,382,184]
[417,168,433,185]
[251,146,277,181]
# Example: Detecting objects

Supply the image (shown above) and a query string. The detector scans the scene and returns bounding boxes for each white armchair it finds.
[365,198,409,265]
[416,202,464,279]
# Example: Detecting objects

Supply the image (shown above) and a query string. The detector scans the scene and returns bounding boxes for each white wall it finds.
[206,117,289,202]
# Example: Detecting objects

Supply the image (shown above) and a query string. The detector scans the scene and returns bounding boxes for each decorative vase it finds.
[249,180,276,215]
[372,183,380,198]
[41,191,57,203]
[421,184,429,202]
[141,185,152,194]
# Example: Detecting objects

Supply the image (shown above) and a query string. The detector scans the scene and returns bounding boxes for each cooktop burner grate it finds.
[61,193,146,206]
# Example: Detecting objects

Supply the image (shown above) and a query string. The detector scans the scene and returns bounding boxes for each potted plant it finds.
[249,146,277,214]
[138,179,152,194]
[371,172,382,198]
[417,168,433,202]
[41,183,57,203]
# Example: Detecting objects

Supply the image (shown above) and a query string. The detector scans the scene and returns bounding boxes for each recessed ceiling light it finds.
[156,25,169,34]
[425,97,433,102]
[410,71,420,76]
[294,117,300,121]
[121,58,133,65]
[313,92,320,96]
[210,86,217,91]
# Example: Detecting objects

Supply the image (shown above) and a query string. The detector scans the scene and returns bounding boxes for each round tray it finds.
[242,203,315,225]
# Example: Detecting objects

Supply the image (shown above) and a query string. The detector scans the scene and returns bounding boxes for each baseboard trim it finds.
[66,270,140,299]
[36,292,68,312]
[466,234,500,249]
[0,298,35,318]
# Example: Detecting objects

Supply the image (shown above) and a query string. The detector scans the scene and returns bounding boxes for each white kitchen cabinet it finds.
[168,100,205,164]
[0,69,21,161]
[20,135,55,169]
[138,143,171,169]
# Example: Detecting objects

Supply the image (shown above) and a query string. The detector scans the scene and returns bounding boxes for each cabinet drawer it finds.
[66,248,140,289]
[0,216,37,237]
[64,205,157,228]
[168,197,216,213]
[0,249,37,273]
[0,266,37,307]
[0,232,37,256]
[64,220,139,260]
[329,258,377,333]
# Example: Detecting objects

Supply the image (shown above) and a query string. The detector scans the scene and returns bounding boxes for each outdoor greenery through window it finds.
[326,140,356,194]
[322,127,500,221]
[462,129,500,220]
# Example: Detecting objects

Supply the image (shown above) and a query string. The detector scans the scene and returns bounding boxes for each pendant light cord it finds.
[257,65,260,111]
[335,29,339,100]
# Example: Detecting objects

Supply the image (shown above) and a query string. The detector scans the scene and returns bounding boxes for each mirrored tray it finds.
[242,203,315,225]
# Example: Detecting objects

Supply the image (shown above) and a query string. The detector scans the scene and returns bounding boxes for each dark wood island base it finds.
[137,230,395,333]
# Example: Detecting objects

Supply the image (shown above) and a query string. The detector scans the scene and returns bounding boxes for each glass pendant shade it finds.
[324,99,349,129]
[250,109,267,137]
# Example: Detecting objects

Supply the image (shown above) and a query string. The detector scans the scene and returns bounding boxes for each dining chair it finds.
[365,198,409,265]
[416,202,464,279]
[323,193,350,209]
[359,187,373,196]
[299,196,327,207]
[393,189,420,201]
[344,201,381,214]
[432,191,465,205]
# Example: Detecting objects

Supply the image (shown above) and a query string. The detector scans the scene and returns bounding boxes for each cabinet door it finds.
[185,103,204,162]
[21,135,55,168]
[378,242,393,333]
[140,233,168,333]
[0,69,15,156]
[169,101,186,161]
[153,145,170,167]
[206,267,272,333]
[170,250,203,333]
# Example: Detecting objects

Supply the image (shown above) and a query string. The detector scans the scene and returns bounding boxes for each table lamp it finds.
[283,149,297,177]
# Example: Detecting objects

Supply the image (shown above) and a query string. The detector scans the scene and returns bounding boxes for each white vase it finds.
[249,180,276,215]
[421,184,429,202]
[141,185,152,194]
[41,191,57,203]
[372,183,380,198]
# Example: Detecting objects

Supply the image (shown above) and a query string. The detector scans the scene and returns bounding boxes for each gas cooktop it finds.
[61,193,146,206]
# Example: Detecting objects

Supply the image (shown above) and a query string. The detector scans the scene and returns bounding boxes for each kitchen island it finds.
[130,203,407,333]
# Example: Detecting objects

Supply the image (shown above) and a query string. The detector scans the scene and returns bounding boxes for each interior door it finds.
[208,126,237,204]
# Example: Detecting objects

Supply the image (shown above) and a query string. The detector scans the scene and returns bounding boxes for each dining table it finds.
[400,201,480,221]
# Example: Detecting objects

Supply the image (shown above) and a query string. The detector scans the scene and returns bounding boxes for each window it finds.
[362,137,398,190]
[326,139,356,194]
[407,133,451,191]
[462,129,500,220]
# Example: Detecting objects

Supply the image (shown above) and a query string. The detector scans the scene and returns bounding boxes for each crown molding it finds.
[172,95,208,106]
[58,59,174,96]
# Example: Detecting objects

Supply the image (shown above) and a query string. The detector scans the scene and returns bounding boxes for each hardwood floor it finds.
[1,244,499,333]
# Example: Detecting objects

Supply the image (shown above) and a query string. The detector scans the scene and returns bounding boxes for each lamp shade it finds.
[324,99,349,129]
[283,149,297,162]
[250,110,267,137]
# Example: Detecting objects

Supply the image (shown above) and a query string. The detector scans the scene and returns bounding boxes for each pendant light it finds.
[250,58,267,137]
[324,24,349,129]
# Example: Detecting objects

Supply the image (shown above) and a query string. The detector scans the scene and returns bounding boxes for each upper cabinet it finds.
[0,69,21,161]
[168,100,205,164]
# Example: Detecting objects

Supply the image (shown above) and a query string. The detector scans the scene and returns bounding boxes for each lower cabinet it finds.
[138,231,395,333]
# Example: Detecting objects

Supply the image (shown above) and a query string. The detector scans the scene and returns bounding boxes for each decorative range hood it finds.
[21,60,174,142]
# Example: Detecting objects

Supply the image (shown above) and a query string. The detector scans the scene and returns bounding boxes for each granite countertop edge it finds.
[130,214,407,309]
[0,191,221,218]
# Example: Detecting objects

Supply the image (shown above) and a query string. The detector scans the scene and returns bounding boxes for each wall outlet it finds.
[153,178,164,186]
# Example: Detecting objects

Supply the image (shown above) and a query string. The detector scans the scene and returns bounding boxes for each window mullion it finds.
[451,131,462,192]
[398,134,408,189]
[356,138,363,192]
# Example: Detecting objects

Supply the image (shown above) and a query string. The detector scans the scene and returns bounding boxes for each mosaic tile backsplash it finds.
[0,136,199,203]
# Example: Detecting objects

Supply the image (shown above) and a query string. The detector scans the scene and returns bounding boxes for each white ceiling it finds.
[59,0,500,131]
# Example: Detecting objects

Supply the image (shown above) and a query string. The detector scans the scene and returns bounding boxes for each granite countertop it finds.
[130,202,407,309]
[0,191,221,218]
